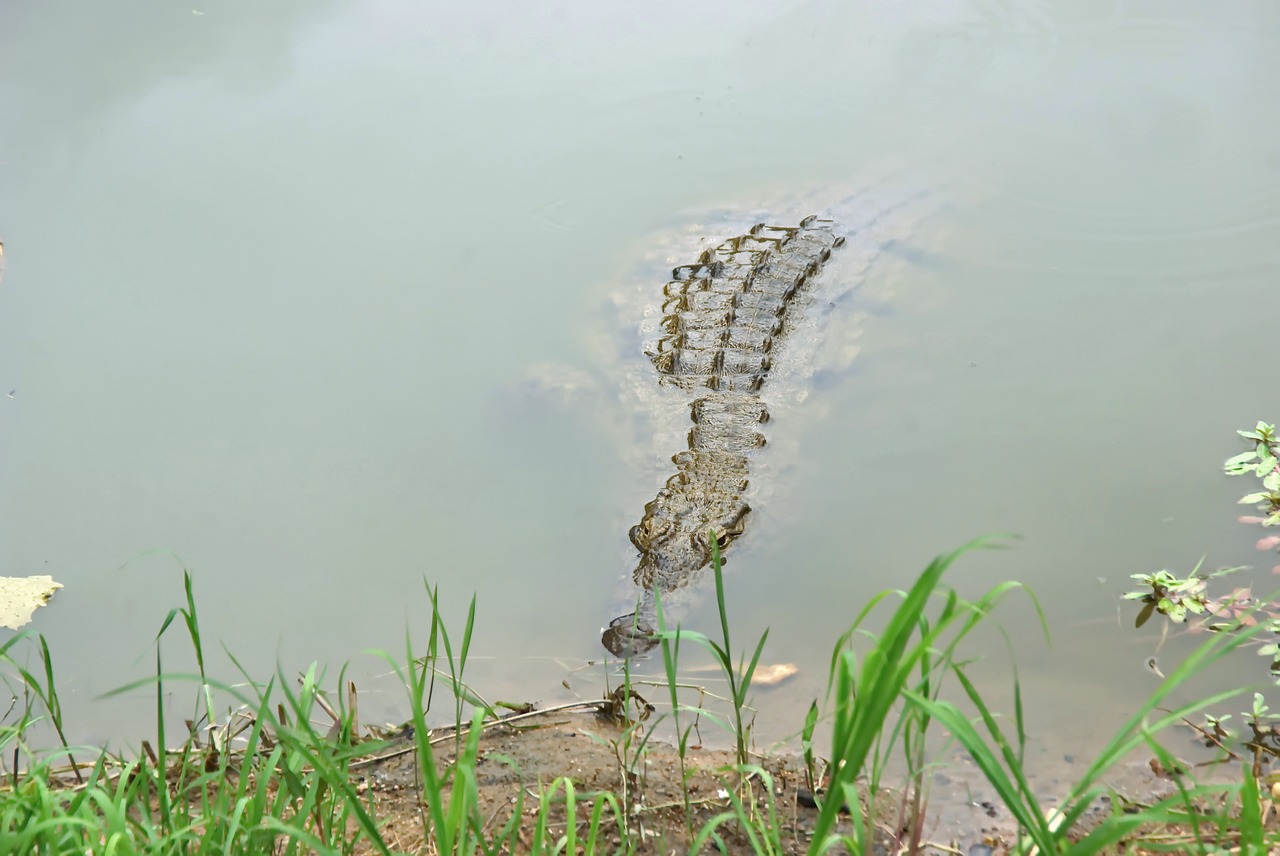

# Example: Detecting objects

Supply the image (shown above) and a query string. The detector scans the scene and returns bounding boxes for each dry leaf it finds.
[0,575,63,629]
[684,662,798,686]
[753,663,798,686]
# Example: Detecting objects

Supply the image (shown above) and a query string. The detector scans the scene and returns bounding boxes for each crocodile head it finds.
[604,515,752,658]
[601,611,658,658]
[599,542,711,658]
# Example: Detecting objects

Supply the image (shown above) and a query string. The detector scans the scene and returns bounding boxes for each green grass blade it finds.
[905,691,1053,848]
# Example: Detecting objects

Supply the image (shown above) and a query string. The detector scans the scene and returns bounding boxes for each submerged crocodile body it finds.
[602,216,844,657]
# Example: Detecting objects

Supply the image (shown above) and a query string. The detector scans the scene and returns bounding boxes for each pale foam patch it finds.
[0,575,63,630]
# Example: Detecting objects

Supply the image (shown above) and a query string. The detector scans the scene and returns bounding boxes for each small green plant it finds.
[703,532,768,769]
[653,584,697,833]
[1230,421,1280,578]
[599,654,654,842]
[1129,438,1280,656]
[921,611,1265,854]
[1101,420,1280,850]
[690,764,784,855]
[647,531,770,771]
[1124,563,1255,629]
[1124,421,1280,670]
[1126,568,1212,625]
[1226,421,1280,527]
[0,567,544,855]
[418,583,493,743]
[809,536,1040,854]
[1241,693,1280,776]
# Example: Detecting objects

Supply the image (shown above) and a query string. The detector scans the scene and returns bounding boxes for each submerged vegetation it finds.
[2,424,1279,853]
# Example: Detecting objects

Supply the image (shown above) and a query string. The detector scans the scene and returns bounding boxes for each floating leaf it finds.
[0,576,63,629]
[752,662,798,686]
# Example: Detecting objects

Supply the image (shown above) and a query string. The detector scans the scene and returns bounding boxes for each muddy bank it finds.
[346,705,1184,855]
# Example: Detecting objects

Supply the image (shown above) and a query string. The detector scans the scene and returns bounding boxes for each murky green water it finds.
[2,0,1278,775]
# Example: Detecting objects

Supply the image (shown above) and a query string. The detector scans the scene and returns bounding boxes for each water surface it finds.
[1,0,1278,773]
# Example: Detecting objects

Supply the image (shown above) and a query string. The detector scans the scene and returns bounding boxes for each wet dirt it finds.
[348,706,1040,855]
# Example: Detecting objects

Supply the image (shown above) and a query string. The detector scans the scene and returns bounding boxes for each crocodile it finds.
[596,175,944,657]
[602,216,845,657]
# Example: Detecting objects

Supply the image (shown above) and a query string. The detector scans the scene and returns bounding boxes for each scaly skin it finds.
[603,217,843,657]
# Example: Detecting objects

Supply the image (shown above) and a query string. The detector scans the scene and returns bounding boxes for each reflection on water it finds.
[1,0,1278,764]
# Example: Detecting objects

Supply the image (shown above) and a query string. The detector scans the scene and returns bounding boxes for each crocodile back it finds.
[604,218,844,657]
